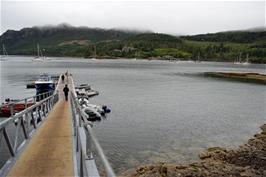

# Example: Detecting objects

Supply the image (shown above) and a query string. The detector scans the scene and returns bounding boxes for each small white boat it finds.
[81,106,102,121]
[242,62,250,65]
[79,97,110,113]
[76,84,91,90]
[76,84,99,98]
[76,89,99,98]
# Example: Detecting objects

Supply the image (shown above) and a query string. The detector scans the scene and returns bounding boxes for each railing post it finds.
[3,128,15,157]
[25,99,28,109]
[31,110,37,129]
[45,100,48,114]
[37,106,42,123]
[10,104,14,116]
[49,97,52,110]
[21,115,29,139]
[86,130,93,160]
[80,150,84,177]
[13,119,22,153]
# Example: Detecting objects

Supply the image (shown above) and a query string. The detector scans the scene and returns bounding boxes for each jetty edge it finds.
[204,72,266,85]
[122,124,266,177]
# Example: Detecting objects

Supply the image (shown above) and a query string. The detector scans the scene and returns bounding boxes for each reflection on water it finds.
[0,56,265,174]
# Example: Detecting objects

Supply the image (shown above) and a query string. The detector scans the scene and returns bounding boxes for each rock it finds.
[199,147,227,160]
[124,123,266,177]
[260,124,266,132]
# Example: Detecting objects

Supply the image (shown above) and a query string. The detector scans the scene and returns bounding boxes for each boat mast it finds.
[239,52,242,63]
[94,45,97,58]
[197,52,200,62]
[37,43,40,58]
[2,44,8,56]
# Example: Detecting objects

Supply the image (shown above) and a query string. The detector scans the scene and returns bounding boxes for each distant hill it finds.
[181,31,266,43]
[0,24,139,55]
[0,25,265,63]
[125,33,182,49]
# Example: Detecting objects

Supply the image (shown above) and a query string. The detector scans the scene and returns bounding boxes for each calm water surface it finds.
[0,56,265,174]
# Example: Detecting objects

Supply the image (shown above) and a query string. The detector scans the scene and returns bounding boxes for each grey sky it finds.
[1,0,265,35]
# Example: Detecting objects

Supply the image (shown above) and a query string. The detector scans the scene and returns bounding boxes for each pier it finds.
[0,75,115,177]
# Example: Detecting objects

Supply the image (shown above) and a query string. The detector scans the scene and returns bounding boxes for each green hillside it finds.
[0,25,265,63]
[181,31,266,43]
[0,24,138,56]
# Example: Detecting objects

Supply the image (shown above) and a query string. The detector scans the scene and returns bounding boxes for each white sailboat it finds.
[195,52,201,63]
[0,44,8,61]
[90,45,97,60]
[242,53,250,65]
[32,44,44,62]
[234,52,242,64]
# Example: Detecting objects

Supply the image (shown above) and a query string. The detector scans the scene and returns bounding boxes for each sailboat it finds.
[195,52,201,63]
[234,52,242,64]
[91,45,97,60]
[32,44,44,62]
[0,44,8,61]
[242,53,250,65]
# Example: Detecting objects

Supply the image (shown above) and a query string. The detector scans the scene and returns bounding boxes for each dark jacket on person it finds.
[63,86,69,95]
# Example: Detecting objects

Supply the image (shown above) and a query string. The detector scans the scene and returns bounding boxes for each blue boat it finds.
[35,74,55,98]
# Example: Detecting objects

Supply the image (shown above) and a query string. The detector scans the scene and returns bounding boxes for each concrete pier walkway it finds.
[7,76,74,177]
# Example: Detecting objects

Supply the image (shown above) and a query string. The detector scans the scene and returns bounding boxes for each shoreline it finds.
[3,55,266,64]
[122,124,266,177]
[204,72,266,85]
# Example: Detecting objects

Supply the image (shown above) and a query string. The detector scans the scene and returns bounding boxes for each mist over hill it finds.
[0,24,265,63]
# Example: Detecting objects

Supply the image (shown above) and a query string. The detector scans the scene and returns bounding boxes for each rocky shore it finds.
[204,72,266,85]
[123,124,266,177]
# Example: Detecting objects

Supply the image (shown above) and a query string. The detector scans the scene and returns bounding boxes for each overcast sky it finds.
[1,0,265,35]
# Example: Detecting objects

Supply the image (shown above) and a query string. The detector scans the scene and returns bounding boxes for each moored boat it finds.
[78,97,111,121]
[35,74,55,100]
[76,84,99,98]
[0,99,34,117]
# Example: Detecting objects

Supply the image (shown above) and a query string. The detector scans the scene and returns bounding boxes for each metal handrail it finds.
[2,72,61,114]
[2,91,55,116]
[0,92,59,177]
[70,91,116,177]
[0,93,57,129]
[3,91,54,106]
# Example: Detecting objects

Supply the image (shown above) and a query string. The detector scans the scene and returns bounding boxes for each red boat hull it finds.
[0,102,34,117]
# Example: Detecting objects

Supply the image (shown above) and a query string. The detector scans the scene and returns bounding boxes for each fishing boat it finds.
[35,74,55,98]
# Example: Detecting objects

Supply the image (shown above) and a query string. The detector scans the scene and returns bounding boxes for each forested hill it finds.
[181,31,266,43]
[0,25,265,63]
[0,24,139,50]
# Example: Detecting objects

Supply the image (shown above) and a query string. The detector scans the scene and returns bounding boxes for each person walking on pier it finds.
[63,84,69,101]
[61,74,65,83]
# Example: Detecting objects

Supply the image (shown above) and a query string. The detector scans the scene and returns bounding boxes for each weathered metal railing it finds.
[2,91,55,117]
[0,91,59,176]
[70,91,116,177]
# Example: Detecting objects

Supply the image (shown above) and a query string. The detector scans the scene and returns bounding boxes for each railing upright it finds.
[0,91,59,177]
[70,91,116,177]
